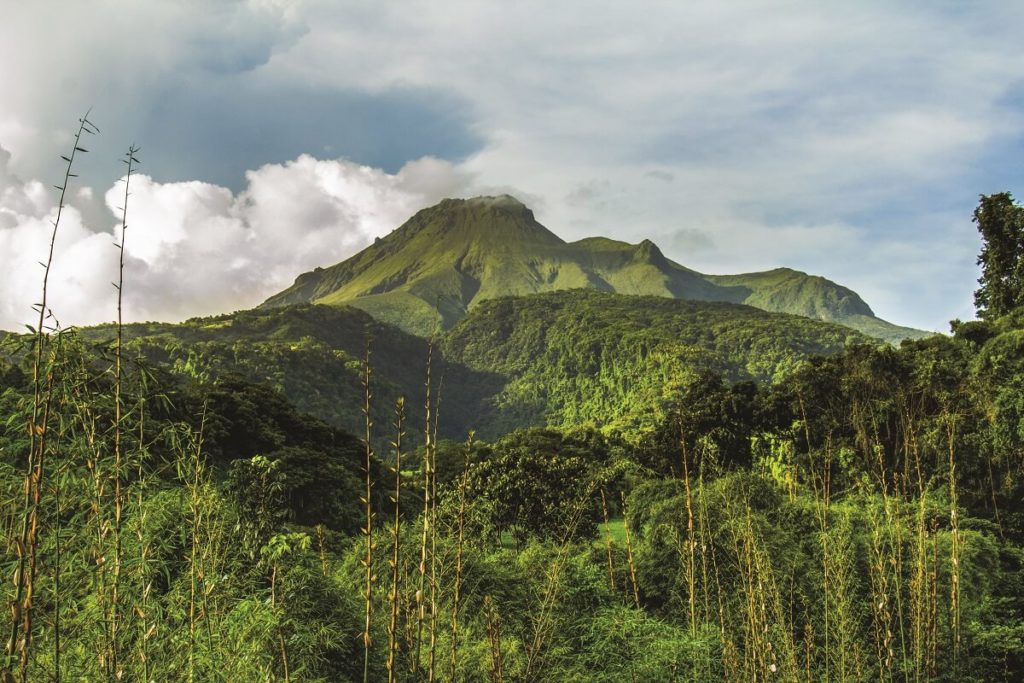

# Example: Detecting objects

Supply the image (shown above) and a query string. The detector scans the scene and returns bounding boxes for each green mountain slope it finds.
[263,195,930,343]
[78,290,865,441]
[81,304,496,448]
[706,269,927,344]
[442,289,866,436]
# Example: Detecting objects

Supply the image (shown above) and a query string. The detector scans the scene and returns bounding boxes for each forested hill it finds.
[73,290,866,442]
[2,190,1023,682]
[442,290,864,436]
[262,194,929,343]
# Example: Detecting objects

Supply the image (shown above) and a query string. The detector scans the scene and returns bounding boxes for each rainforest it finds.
[1,112,1022,682]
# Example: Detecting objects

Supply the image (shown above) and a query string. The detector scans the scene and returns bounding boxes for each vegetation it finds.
[0,122,1020,681]
[444,290,864,438]
[974,192,1024,318]
[78,289,868,444]
[262,195,928,342]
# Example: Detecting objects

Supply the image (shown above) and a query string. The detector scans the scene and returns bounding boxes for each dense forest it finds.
[1,124,1022,682]
[83,290,863,448]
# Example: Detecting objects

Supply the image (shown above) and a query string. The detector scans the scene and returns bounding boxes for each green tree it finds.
[974,192,1024,318]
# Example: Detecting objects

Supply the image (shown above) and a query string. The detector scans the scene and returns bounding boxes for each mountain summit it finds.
[263,195,927,342]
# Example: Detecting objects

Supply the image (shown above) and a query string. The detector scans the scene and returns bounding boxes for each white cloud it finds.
[2,1,1023,330]
[0,153,472,330]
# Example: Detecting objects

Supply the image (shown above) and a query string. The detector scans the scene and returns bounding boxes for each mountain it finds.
[263,195,930,343]
[93,291,864,441]
[442,289,866,436]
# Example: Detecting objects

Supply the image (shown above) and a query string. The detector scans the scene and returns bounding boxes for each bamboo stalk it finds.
[386,397,405,683]
[599,488,616,592]
[484,596,505,683]
[619,491,641,610]
[5,111,98,681]
[449,431,473,681]
[361,339,375,683]
[414,342,433,675]
[109,143,139,682]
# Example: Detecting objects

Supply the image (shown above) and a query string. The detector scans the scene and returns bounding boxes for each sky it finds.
[2,1,1024,333]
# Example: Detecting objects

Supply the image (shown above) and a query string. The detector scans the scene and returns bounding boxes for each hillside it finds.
[80,304,494,447]
[263,195,930,343]
[74,291,866,441]
[442,289,865,436]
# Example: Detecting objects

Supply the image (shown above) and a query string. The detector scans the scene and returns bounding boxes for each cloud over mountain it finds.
[3,1,1023,330]
[0,152,471,330]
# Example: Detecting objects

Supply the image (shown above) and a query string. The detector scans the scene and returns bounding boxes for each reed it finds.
[414,341,433,675]
[619,490,641,610]
[599,488,616,592]
[4,111,98,682]
[360,339,375,683]
[385,397,405,683]
[109,143,139,681]
[484,595,505,683]
[449,430,473,681]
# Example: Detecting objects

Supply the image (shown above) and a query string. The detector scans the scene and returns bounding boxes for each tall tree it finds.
[974,192,1024,318]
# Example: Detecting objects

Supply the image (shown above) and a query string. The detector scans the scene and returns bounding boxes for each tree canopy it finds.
[974,192,1024,318]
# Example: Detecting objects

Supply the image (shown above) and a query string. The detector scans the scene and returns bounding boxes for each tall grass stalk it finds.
[4,111,97,681]
[414,342,433,675]
[449,431,473,681]
[133,403,154,683]
[360,339,375,683]
[944,410,961,673]
[599,488,616,592]
[109,143,139,681]
[428,372,443,682]
[386,397,405,683]
[619,491,641,610]
[183,406,210,683]
[484,595,505,683]
[680,434,697,634]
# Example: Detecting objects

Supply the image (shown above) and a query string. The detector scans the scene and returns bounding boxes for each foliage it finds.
[974,192,1024,319]
[444,289,865,439]
[264,195,927,342]
[1,168,1022,681]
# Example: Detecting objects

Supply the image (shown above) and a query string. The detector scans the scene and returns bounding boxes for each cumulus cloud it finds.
[0,153,472,330]
[0,0,309,183]
[3,1,1023,330]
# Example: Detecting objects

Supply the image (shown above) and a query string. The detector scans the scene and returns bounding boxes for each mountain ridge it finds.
[263,195,929,343]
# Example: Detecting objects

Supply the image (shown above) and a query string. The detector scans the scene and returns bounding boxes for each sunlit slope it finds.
[441,289,867,437]
[263,195,929,342]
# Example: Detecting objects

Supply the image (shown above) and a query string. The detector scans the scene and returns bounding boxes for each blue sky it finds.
[1,0,1023,331]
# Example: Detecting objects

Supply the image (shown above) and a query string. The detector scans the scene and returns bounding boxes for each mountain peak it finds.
[402,194,558,247]
[465,194,526,208]
[263,196,928,343]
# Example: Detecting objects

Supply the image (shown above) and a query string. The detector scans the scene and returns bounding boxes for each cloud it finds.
[0,153,473,330]
[3,1,1024,330]
[645,170,675,183]
[0,1,483,192]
